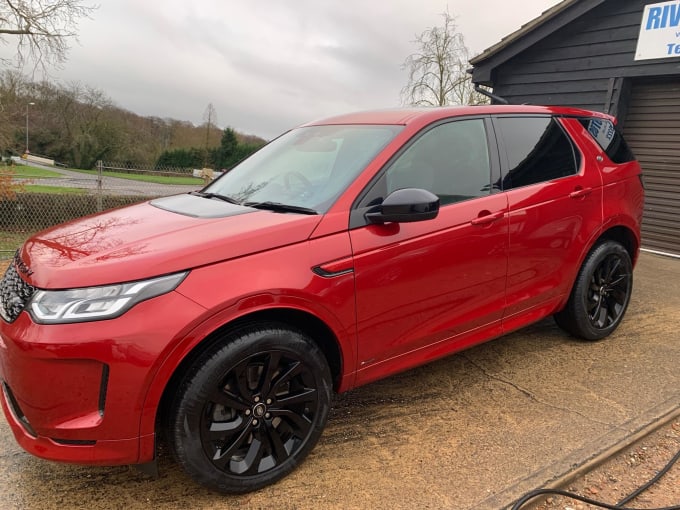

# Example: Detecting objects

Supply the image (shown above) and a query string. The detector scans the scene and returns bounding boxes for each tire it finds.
[554,240,633,341]
[167,324,332,493]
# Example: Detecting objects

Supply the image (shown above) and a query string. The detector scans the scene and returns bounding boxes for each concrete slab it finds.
[0,252,678,509]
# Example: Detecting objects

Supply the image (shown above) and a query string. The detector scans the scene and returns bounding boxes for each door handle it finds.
[569,187,593,199]
[471,212,504,226]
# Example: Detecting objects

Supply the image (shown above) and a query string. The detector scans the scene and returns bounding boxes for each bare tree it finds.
[52,81,123,168]
[0,0,96,70]
[0,69,30,158]
[401,11,488,107]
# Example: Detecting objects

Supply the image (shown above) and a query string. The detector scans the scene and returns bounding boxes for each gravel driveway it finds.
[0,253,678,509]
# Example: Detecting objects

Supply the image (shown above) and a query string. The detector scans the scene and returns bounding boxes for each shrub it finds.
[0,168,26,200]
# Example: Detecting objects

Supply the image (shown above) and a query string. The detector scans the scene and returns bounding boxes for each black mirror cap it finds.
[366,188,440,224]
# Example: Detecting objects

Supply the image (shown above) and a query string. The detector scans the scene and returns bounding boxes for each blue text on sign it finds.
[646,3,680,30]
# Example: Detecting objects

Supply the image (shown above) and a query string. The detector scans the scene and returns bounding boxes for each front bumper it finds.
[0,290,206,465]
[0,383,148,464]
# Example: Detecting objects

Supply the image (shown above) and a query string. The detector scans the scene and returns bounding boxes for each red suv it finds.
[0,106,643,493]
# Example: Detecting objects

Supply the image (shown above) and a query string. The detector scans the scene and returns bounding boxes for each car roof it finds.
[304,105,613,127]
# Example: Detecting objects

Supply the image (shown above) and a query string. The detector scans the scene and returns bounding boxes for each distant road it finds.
[12,161,201,197]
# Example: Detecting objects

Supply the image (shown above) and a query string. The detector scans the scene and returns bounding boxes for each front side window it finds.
[496,117,580,190]
[205,124,403,212]
[384,119,491,206]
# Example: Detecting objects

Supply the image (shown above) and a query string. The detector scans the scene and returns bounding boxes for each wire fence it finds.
[0,160,209,261]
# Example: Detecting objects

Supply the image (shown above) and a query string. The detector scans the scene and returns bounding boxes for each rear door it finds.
[349,117,509,384]
[493,115,602,329]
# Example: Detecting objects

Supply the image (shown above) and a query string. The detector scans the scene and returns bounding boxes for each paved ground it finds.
[0,252,678,509]
[531,417,680,509]
[14,163,200,196]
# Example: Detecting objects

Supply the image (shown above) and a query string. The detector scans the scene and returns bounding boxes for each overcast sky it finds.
[17,0,561,139]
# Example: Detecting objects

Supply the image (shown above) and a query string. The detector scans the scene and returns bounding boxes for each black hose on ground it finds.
[510,443,680,510]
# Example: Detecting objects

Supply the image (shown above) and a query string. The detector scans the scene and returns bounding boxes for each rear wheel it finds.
[167,325,332,493]
[554,240,633,340]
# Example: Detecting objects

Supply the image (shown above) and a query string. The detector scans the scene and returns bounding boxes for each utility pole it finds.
[203,103,217,167]
[25,102,35,154]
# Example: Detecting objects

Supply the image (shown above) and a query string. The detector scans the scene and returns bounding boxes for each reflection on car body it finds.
[0,105,643,493]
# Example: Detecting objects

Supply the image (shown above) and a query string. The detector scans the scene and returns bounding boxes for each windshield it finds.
[204,124,403,212]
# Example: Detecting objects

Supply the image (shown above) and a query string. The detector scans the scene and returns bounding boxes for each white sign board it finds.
[636,1,680,60]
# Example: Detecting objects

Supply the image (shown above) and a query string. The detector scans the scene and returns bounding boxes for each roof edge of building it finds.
[470,0,591,66]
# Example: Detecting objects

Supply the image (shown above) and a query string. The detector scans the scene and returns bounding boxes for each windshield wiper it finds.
[243,201,318,215]
[190,191,240,205]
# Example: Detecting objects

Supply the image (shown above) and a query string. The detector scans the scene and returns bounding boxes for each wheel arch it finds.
[595,225,639,265]
[554,228,636,340]
[556,223,639,315]
[154,307,345,435]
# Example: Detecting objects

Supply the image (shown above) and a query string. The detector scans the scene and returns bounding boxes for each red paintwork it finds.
[21,202,322,288]
[0,105,643,467]
[351,193,509,386]
[503,118,604,320]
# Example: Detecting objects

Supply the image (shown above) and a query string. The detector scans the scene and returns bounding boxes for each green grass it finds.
[0,165,63,178]
[0,231,31,255]
[4,164,203,185]
[24,184,87,194]
[71,168,204,185]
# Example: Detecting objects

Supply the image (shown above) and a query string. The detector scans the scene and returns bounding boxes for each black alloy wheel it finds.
[167,325,332,493]
[554,240,633,341]
[586,251,631,330]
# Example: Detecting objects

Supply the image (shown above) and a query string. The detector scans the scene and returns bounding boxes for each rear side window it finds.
[578,118,635,163]
[496,117,580,190]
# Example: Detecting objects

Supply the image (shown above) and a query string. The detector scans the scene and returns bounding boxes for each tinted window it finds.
[579,118,635,164]
[497,117,579,190]
[385,119,491,206]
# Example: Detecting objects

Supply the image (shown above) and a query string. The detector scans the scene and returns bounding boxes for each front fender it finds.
[136,236,357,453]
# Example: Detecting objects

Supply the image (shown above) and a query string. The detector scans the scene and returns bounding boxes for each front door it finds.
[349,117,509,385]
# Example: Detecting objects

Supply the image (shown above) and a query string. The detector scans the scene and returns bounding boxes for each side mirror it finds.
[365,188,440,224]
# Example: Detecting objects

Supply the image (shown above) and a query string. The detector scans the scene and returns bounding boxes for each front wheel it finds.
[554,240,633,341]
[167,324,332,493]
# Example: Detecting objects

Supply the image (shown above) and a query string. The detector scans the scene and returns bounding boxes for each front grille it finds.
[0,261,36,323]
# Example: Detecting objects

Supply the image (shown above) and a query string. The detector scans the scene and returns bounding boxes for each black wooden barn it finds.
[471,0,680,257]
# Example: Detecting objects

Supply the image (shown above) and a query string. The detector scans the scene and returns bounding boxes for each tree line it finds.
[1,2,485,173]
[156,127,264,170]
[0,71,266,170]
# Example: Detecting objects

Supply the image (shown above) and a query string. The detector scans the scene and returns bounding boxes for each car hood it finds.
[18,194,323,289]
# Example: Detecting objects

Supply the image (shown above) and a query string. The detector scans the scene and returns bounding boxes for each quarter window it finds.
[385,119,491,206]
[578,118,635,164]
[496,117,580,190]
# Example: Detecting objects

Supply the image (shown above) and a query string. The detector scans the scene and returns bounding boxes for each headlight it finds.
[29,272,188,324]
